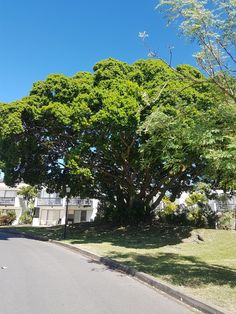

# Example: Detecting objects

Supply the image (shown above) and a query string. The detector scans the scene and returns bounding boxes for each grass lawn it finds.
[4,223,236,313]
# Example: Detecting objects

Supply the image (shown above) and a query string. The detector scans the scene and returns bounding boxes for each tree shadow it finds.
[0,226,62,241]
[0,230,14,240]
[69,223,193,249]
[1,223,193,247]
[106,251,236,288]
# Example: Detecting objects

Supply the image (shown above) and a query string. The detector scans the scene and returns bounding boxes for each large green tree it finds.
[0,58,235,223]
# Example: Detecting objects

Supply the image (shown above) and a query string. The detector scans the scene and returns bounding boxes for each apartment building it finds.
[0,181,98,226]
[33,189,98,226]
[0,182,28,225]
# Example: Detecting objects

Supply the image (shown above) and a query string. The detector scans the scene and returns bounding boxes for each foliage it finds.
[140,94,236,193]
[185,188,218,227]
[159,204,217,228]
[185,192,208,207]
[162,196,177,214]
[17,185,38,208]
[187,207,208,227]
[159,191,217,227]
[0,210,16,225]
[0,58,236,223]
[19,210,33,225]
[157,0,236,103]
[158,199,189,225]
[217,211,234,230]
[17,186,38,224]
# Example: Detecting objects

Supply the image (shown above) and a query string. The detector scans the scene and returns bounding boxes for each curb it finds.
[2,229,226,314]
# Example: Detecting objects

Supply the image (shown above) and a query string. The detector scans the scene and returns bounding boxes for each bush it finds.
[217,211,233,230]
[158,204,189,225]
[0,210,16,225]
[19,210,33,225]
[158,198,217,228]
[187,207,208,227]
[185,192,208,207]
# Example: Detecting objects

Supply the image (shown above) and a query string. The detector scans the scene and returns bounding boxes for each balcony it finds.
[0,197,15,206]
[69,198,93,207]
[37,198,63,206]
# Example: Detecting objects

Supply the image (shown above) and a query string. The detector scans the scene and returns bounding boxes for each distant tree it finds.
[17,185,38,224]
[157,0,236,103]
[17,185,38,210]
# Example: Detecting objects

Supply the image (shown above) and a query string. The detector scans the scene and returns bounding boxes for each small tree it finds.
[17,185,38,224]
[17,185,38,208]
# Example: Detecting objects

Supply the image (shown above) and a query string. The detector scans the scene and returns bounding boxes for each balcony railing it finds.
[0,197,15,205]
[37,198,63,206]
[69,198,93,207]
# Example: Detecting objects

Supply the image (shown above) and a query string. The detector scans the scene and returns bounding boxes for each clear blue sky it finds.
[0,0,198,103]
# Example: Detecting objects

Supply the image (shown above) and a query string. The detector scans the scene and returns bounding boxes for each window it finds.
[33,207,40,218]
[81,210,87,222]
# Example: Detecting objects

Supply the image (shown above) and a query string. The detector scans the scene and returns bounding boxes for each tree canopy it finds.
[0,58,235,223]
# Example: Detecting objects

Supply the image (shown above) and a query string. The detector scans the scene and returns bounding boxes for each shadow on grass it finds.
[2,223,193,248]
[69,223,193,249]
[106,251,236,288]
[0,226,63,241]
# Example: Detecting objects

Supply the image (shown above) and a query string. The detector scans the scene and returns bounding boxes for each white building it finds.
[0,182,98,226]
[0,182,28,225]
[33,188,98,226]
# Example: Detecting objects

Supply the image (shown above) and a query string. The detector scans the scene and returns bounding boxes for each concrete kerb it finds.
[2,229,226,314]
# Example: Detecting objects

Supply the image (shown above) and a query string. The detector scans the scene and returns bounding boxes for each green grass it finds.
[4,223,236,313]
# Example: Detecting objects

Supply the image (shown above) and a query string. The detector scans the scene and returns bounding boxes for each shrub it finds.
[19,210,33,225]
[162,197,177,214]
[185,192,217,228]
[187,207,208,227]
[217,211,233,230]
[158,203,189,225]
[0,210,16,225]
[185,192,208,207]
[158,197,217,228]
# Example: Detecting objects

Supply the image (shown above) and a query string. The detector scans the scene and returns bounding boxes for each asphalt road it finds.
[0,231,197,314]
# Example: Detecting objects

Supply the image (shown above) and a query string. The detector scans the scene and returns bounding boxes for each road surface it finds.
[0,231,197,314]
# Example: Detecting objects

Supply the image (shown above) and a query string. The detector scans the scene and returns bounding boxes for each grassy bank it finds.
[4,223,236,313]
